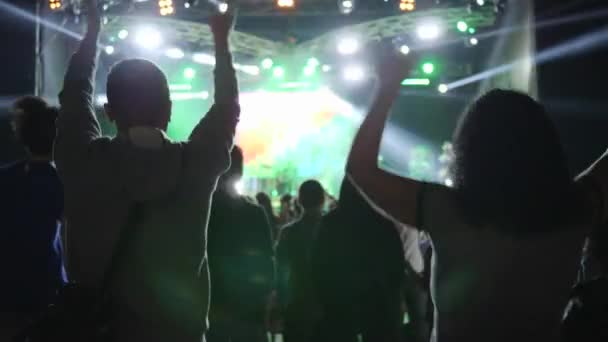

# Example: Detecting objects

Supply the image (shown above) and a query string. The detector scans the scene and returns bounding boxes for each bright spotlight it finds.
[337,37,359,55]
[104,45,115,55]
[476,0,485,5]
[303,65,316,77]
[438,84,448,93]
[118,29,129,40]
[158,0,174,16]
[457,21,468,32]
[218,2,228,13]
[322,64,332,72]
[183,67,196,79]
[307,57,320,67]
[277,0,295,8]
[422,62,435,75]
[399,0,415,12]
[135,27,162,49]
[234,180,244,194]
[417,22,441,40]
[261,58,274,69]
[339,0,355,14]
[49,0,63,11]
[273,66,285,78]
[193,53,216,65]
[399,45,410,55]
[165,47,184,59]
[469,37,479,45]
[343,65,365,82]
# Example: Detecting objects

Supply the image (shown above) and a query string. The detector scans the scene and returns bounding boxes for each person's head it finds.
[280,194,293,213]
[218,145,244,194]
[105,59,172,131]
[451,89,573,232]
[12,96,58,159]
[298,180,325,213]
[256,192,274,216]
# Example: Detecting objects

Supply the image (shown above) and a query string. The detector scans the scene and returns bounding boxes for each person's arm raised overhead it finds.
[189,13,240,176]
[345,50,422,227]
[54,0,102,176]
[576,149,608,226]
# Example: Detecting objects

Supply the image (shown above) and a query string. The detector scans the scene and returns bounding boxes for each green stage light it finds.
[273,66,285,78]
[303,65,316,77]
[422,62,435,75]
[457,21,468,32]
[262,58,274,69]
[401,78,431,86]
[183,67,196,79]
[468,27,476,34]
[307,57,320,67]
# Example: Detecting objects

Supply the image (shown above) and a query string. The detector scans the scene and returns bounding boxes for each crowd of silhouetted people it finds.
[2,1,608,342]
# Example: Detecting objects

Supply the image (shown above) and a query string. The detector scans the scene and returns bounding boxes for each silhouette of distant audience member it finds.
[279,194,296,226]
[0,97,66,341]
[346,49,608,342]
[256,192,279,241]
[276,180,326,342]
[313,179,404,342]
[207,146,275,342]
[53,2,240,340]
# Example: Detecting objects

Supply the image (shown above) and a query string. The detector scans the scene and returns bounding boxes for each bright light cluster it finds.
[277,0,295,8]
[399,0,415,12]
[339,0,355,14]
[48,0,62,10]
[158,0,174,16]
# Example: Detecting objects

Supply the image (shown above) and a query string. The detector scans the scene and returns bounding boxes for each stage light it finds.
[118,29,129,40]
[158,0,174,16]
[49,0,62,11]
[165,47,185,59]
[261,58,274,69]
[343,65,365,82]
[234,180,244,194]
[422,62,435,74]
[401,78,430,86]
[400,45,410,55]
[457,21,468,32]
[417,22,441,40]
[469,37,479,45]
[338,0,355,15]
[184,0,197,9]
[476,0,485,5]
[193,53,216,65]
[303,65,316,77]
[399,0,415,12]
[468,27,476,34]
[307,57,320,67]
[184,2,190,8]
[135,27,162,49]
[218,2,228,13]
[104,45,115,55]
[235,64,261,76]
[277,0,295,8]
[337,37,359,55]
[273,66,285,78]
[438,84,448,93]
[183,67,196,79]
[322,64,332,72]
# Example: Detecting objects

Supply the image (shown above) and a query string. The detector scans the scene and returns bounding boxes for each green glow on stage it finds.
[401,78,431,86]
[262,58,274,69]
[457,21,468,32]
[273,66,285,78]
[183,67,196,79]
[422,62,435,75]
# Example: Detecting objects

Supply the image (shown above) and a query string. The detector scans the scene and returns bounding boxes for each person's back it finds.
[0,97,65,340]
[276,180,326,342]
[207,146,274,342]
[54,5,240,341]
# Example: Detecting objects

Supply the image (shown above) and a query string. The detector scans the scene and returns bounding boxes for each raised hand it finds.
[376,46,414,87]
[85,0,101,37]
[210,13,235,41]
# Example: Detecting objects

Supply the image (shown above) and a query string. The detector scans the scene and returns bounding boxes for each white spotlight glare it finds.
[193,53,216,65]
[218,2,228,13]
[135,27,162,50]
[476,0,485,5]
[339,0,355,14]
[165,47,185,59]
[343,65,365,82]
[416,22,441,40]
[104,45,115,55]
[118,29,129,40]
[399,44,410,55]
[322,64,332,72]
[337,37,359,55]
[469,37,479,46]
[438,84,448,93]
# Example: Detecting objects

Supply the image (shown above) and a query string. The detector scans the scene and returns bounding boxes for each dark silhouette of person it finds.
[256,192,280,241]
[279,194,296,226]
[0,96,66,341]
[346,50,607,342]
[53,2,240,340]
[312,179,405,342]
[276,180,326,342]
[207,146,275,342]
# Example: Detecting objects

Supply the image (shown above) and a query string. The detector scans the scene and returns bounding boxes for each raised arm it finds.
[345,51,422,227]
[54,0,102,175]
[576,149,608,225]
[189,13,240,170]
